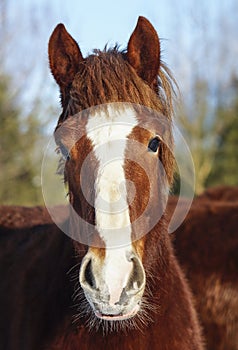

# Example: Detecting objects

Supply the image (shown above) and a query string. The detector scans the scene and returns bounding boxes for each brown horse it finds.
[0,17,205,350]
[170,188,238,350]
[46,16,203,349]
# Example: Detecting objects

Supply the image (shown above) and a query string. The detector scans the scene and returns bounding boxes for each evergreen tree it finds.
[0,73,43,205]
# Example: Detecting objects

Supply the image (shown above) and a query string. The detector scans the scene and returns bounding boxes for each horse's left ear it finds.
[127,16,160,86]
[48,23,84,89]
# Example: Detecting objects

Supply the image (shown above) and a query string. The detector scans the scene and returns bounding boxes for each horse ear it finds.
[127,16,160,86]
[48,24,84,89]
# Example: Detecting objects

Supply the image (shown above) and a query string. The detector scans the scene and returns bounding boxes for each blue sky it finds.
[3,0,238,120]
[32,0,237,61]
[5,0,238,63]
[19,0,179,58]
[58,0,163,53]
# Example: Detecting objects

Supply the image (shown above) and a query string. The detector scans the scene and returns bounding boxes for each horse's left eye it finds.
[148,136,161,153]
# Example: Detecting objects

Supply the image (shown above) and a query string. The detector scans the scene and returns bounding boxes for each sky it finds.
[9,0,180,60]
[2,0,238,121]
[23,0,236,60]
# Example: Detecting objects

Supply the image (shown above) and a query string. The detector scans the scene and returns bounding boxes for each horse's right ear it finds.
[48,24,84,89]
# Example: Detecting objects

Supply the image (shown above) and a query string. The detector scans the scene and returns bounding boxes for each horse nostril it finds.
[127,256,146,295]
[83,259,95,289]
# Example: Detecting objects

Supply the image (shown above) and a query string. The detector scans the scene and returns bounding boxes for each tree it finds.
[169,0,238,194]
[207,76,238,187]
[176,79,221,194]
[0,0,58,205]
[0,73,44,205]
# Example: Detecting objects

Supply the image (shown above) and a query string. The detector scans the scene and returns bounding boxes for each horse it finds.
[46,16,204,349]
[169,188,238,350]
[0,17,205,350]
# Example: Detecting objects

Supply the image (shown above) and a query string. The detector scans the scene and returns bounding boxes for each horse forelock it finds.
[57,48,175,125]
[55,49,175,191]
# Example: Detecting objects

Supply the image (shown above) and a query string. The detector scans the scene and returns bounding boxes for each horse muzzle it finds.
[79,249,146,321]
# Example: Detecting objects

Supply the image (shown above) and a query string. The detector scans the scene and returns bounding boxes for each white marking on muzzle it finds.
[86,105,137,303]
[104,248,133,305]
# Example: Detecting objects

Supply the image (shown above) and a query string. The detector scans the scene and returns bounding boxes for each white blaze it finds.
[86,105,137,304]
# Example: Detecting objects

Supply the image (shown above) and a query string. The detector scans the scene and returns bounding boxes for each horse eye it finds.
[59,142,70,161]
[148,136,161,153]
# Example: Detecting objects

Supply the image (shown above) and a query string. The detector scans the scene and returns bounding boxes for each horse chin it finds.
[94,303,140,321]
[84,292,143,323]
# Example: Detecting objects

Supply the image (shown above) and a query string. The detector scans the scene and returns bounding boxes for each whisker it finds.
[67,262,81,275]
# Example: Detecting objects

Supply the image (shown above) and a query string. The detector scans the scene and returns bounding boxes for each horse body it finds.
[0,213,73,350]
[171,192,238,350]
